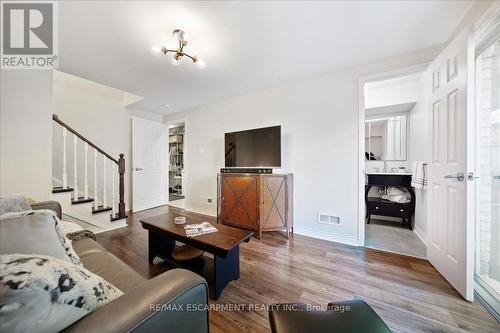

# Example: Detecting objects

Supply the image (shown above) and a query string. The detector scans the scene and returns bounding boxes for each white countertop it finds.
[366,172,412,175]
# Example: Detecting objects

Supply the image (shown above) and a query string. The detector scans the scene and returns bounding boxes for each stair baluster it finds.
[94,148,98,209]
[73,134,78,201]
[112,163,116,216]
[84,142,89,199]
[62,128,68,188]
[103,158,107,208]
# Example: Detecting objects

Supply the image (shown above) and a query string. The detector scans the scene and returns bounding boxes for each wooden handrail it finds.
[53,114,126,218]
[52,114,119,165]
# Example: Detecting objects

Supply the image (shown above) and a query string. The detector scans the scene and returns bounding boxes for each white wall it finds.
[165,46,439,245]
[128,107,164,123]
[364,72,421,109]
[1,70,53,201]
[52,71,162,211]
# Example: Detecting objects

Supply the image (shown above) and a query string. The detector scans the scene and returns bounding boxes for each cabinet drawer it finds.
[367,200,411,218]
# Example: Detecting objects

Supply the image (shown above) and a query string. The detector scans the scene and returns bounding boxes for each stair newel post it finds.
[84,142,88,199]
[112,163,116,217]
[94,148,98,209]
[118,154,126,217]
[62,127,68,188]
[73,134,78,201]
[103,158,107,208]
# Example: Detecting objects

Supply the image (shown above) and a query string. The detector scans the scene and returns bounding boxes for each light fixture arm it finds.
[155,29,204,66]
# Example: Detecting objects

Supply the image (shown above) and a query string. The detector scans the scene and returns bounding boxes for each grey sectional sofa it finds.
[29,201,210,333]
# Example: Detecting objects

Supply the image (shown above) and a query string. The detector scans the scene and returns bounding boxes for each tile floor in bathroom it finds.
[365,218,426,258]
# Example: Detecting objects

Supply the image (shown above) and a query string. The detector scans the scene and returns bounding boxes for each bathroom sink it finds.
[366,172,412,175]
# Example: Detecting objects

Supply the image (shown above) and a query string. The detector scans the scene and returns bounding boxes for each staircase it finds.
[51,114,127,230]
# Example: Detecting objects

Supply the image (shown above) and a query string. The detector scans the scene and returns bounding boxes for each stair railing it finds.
[52,114,126,219]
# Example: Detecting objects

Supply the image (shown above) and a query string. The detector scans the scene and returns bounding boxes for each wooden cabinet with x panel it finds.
[217,173,293,239]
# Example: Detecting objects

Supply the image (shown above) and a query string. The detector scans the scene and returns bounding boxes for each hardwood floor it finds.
[96,205,499,333]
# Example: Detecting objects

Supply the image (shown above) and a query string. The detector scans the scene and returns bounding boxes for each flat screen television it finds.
[225,126,281,168]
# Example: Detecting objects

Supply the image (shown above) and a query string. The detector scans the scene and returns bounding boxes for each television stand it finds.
[220,168,273,174]
[217,172,293,239]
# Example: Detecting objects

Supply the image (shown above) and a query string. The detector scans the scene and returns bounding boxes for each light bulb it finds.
[169,53,182,66]
[151,45,161,54]
[196,58,206,69]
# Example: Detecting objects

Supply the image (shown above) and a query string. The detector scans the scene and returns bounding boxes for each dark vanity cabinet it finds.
[365,174,415,230]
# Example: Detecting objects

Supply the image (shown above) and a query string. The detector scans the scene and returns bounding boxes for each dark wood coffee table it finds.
[140,213,253,299]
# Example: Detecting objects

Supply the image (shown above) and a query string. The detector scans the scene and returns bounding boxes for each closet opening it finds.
[168,121,186,209]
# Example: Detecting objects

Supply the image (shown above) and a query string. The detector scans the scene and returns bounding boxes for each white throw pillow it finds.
[0,254,123,333]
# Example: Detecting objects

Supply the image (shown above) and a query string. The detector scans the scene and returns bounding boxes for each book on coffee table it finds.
[184,222,218,237]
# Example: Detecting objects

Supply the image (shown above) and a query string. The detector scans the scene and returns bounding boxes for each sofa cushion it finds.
[0,211,81,265]
[73,238,145,293]
[0,254,123,333]
[0,195,32,216]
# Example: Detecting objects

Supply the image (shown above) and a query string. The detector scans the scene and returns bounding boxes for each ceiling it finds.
[58,1,473,115]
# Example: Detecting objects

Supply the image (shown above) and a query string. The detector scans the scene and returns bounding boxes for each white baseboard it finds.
[293,226,359,247]
[413,225,427,246]
[184,205,217,217]
[177,206,359,247]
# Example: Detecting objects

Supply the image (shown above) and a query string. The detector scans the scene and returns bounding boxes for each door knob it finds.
[444,172,464,181]
[134,168,143,171]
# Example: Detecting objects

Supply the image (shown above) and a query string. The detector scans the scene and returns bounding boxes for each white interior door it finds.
[132,117,168,212]
[427,28,474,301]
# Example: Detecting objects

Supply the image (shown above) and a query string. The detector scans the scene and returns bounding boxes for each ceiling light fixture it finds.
[152,29,205,69]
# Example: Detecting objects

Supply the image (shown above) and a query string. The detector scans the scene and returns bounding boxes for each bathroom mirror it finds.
[365,115,407,161]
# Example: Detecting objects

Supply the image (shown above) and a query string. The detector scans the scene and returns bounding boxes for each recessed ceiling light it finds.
[162,104,171,108]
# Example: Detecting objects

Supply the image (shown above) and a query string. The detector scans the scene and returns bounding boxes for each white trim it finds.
[465,25,477,302]
[357,63,429,247]
[63,210,127,231]
[413,224,428,247]
[294,226,359,247]
[166,118,188,203]
[358,78,366,246]
[472,5,500,307]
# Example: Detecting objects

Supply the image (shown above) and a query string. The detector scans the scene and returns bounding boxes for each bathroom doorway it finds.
[167,120,186,209]
[359,66,428,258]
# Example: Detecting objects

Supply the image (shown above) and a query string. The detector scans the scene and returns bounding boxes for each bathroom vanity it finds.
[365,173,415,230]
